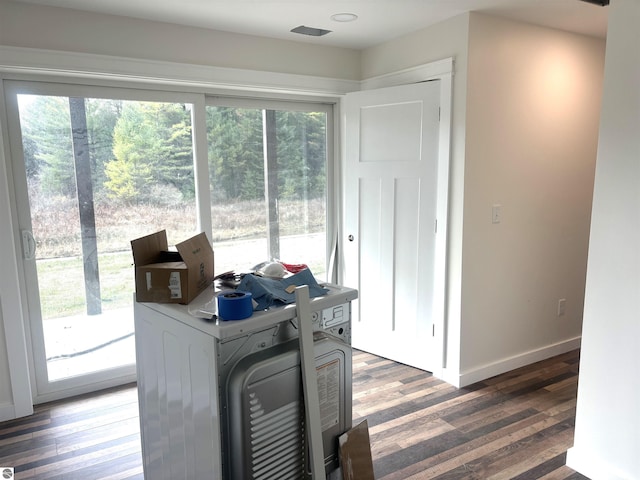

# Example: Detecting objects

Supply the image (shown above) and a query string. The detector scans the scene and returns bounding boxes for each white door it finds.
[344,81,442,372]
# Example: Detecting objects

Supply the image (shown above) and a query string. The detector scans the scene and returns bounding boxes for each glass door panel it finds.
[9,86,197,397]
[206,104,329,279]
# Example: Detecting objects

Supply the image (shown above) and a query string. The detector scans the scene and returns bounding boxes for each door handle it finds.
[348,235,354,242]
[21,230,36,260]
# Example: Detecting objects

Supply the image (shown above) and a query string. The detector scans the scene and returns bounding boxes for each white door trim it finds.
[360,57,454,91]
[435,70,453,372]
[345,57,453,377]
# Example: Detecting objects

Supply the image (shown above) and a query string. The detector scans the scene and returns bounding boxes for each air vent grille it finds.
[249,394,306,480]
[291,25,332,37]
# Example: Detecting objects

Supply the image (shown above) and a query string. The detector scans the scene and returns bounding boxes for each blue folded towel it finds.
[236,269,329,310]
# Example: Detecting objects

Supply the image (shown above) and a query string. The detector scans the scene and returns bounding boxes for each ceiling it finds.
[10,0,609,49]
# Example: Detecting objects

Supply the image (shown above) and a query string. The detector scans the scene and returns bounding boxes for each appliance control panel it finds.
[312,303,351,344]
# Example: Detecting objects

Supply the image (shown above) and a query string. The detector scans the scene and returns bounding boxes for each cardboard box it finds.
[338,420,374,480]
[131,230,214,304]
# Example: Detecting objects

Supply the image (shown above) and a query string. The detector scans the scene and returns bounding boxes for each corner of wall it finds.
[570,1,640,478]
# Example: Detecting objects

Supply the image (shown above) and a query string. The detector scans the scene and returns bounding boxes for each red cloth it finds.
[280,262,308,274]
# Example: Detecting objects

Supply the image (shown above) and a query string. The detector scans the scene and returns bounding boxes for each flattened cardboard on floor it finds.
[131,230,214,304]
[339,420,374,480]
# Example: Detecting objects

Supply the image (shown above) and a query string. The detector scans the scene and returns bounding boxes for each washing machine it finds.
[134,283,357,480]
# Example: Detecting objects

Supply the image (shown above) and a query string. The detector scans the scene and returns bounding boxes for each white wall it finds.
[567,1,640,478]
[0,0,361,81]
[460,14,605,384]
[362,13,605,386]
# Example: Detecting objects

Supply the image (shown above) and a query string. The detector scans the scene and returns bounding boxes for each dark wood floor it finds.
[353,349,587,480]
[0,350,587,479]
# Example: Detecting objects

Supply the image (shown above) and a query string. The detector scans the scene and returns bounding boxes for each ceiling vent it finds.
[290,25,332,37]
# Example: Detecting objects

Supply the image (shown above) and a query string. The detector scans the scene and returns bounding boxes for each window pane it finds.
[206,105,328,280]
[17,94,197,381]
[275,110,327,277]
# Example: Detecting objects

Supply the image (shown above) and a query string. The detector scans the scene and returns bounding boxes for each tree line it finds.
[18,96,327,205]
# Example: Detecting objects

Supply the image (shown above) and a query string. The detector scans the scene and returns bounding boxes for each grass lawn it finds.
[36,231,327,320]
[33,198,327,320]
[37,251,134,319]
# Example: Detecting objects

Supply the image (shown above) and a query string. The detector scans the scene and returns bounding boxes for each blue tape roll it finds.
[217,290,253,320]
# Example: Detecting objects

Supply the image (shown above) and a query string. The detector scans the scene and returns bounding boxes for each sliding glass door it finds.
[206,99,333,279]
[4,81,334,403]
[5,82,200,401]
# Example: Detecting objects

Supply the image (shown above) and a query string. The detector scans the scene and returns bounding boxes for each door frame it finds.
[0,84,33,419]
[340,57,453,378]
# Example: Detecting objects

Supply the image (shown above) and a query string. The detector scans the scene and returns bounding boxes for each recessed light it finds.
[330,13,358,22]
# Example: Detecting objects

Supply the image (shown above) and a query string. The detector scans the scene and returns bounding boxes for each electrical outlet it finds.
[557,298,566,317]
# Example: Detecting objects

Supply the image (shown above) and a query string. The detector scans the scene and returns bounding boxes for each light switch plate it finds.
[492,204,502,224]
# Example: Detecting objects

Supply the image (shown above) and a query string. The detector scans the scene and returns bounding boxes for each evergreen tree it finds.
[207,107,264,201]
[156,103,195,200]
[276,110,326,200]
[104,101,194,203]
[104,102,154,203]
[19,95,76,197]
[85,98,122,199]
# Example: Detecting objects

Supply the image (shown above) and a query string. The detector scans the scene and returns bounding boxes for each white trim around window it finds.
[0,46,360,97]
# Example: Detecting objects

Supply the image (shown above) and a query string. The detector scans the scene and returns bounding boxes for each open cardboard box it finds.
[131,230,214,304]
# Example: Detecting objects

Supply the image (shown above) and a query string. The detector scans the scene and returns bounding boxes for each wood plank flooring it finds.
[0,349,587,479]
[352,349,587,480]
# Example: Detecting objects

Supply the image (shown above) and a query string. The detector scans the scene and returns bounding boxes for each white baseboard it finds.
[454,337,582,388]
[567,446,634,480]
